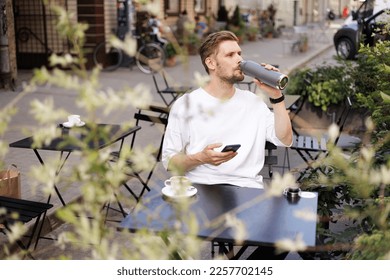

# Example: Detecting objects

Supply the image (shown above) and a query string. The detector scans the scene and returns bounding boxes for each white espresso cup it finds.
[68,114,81,126]
[164,176,191,195]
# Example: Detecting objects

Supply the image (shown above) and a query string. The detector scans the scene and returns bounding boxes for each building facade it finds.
[1,0,358,77]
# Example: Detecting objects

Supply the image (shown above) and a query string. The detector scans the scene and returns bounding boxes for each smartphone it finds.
[221,144,241,153]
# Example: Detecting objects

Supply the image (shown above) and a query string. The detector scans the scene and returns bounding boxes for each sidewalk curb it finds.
[286,44,334,75]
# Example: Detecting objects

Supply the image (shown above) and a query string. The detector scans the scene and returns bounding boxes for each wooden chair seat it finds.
[293,135,328,152]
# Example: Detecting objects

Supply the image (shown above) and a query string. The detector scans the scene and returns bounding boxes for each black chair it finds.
[285,96,360,182]
[235,80,258,92]
[282,72,312,174]
[152,70,192,106]
[0,196,53,258]
[109,106,168,207]
[264,141,278,178]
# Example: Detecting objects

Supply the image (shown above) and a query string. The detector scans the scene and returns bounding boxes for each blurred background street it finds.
[2,0,366,260]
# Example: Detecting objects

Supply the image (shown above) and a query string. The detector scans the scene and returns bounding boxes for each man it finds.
[162,30,292,259]
[162,30,292,189]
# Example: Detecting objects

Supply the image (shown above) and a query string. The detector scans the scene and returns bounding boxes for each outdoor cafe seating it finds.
[283,96,361,182]
[109,105,169,205]
[9,124,141,212]
[0,196,53,258]
[152,70,193,107]
[118,183,318,260]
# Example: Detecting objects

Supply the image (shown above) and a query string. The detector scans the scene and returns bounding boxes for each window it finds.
[194,0,207,14]
[164,0,180,15]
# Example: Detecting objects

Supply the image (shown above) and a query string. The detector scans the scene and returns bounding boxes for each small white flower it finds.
[194,71,210,87]
[361,147,374,162]
[275,234,307,253]
[328,123,340,143]
[225,213,247,245]
[380,165,390,184]
[267,172,297,197]
[294,209,318,222]
[365,117,375,131]
[111,35,137,57]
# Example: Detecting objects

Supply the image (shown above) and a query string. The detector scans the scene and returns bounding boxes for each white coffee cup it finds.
[164,176,191,195]
[68,114,81,126]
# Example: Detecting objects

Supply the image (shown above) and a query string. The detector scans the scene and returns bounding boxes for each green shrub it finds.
[353,40,390,148]
[286,64,353,111]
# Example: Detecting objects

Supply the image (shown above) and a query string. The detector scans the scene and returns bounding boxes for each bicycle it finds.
[93,32,166,74]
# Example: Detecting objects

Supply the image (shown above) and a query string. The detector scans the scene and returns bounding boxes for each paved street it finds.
[1,21,343,259]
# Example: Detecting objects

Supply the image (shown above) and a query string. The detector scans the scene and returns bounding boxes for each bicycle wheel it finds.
[93,41,123,71]
[135,43,165,74]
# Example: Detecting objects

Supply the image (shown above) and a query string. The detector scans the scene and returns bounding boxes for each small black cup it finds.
[285,187,301,204]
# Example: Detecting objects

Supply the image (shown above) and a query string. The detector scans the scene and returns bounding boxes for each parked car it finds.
[343,0,385,25]
[333,8,389,59]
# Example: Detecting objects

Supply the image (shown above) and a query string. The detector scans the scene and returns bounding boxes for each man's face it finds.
[211,40,244,83]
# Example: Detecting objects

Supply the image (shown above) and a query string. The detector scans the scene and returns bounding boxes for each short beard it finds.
[224,72,245,84]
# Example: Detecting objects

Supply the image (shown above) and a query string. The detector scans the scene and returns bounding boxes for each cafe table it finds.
[118,183,318,259]
[9,123,141,206]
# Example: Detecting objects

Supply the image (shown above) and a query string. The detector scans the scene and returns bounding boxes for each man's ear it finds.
[205,57,215,71]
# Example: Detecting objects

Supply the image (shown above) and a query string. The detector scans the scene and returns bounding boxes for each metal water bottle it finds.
[240,60,289,90]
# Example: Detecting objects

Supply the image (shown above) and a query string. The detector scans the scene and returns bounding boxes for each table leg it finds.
[33,149,70,206]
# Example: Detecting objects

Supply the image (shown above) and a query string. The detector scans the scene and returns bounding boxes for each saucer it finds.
[161,186,197,199]
[299,192,317,199]
[62,121,85,128]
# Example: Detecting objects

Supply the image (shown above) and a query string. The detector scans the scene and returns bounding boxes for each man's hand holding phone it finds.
[221,144,241,153]
[197,143,240,166]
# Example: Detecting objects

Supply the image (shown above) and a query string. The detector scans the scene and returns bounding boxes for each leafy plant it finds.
[246,26,259,41]
[352,40,390,148]
[286,64,353,111]
[297,40,390,260]
[229,5,245,28]
[228,4,246,40]
[165,42,178,58]
[183,32,201,55]
[216,5,228,22]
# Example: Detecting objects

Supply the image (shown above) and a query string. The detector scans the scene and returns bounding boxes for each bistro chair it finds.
[0,196,53,258]
[284,96,360,182]
[264,141,278,178]
[281,72,312,174]
[152,70,193,107]
[235,80,258,92]
[109,106,168,214]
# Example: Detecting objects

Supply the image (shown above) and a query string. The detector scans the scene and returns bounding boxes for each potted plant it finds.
[299,35,309,52]
[246,26,259,41]
[215,5,229,30]
[228,5,246,44]
[261,21,274,38]
[184,33,201,55]
[230,26,246,44]
[164,42,178,67]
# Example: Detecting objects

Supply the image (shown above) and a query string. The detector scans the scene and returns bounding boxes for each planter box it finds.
[291,101,366,137]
